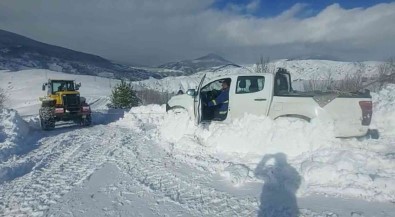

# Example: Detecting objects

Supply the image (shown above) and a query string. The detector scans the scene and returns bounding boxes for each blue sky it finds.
[213,0,395,18]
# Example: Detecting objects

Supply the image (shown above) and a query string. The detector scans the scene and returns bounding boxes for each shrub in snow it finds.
[109,80,140,109]
[356,59,395,92]
[134,88,174,105]
[303,72,364,92]
[377,59,395,89]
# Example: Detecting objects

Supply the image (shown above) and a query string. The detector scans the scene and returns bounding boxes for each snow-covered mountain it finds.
[0,29,161,80]
[157,53,240,75]
[287,54,342,61]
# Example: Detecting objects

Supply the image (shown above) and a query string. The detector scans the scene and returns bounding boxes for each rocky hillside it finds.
[158,53,240,75]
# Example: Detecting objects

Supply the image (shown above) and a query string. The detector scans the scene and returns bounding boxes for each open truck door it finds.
[194,74,206,125]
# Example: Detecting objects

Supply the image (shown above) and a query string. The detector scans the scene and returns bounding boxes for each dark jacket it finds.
[208,88,229,115]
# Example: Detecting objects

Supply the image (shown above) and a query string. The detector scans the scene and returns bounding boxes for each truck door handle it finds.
[254,98,267,101]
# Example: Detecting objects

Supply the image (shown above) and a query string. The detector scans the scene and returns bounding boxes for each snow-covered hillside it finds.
[0,68,395,216]
[133,59,383,93]
[0,29,161,80]
[157,53,239,75]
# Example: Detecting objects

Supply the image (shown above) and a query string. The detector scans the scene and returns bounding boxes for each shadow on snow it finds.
[254,153,301,217]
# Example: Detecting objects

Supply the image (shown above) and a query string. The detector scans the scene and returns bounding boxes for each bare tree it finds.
[255,56,276,74]
[303,70,335,92]
[0,88,6,109]
[302,68,364,93]
[336,73,364,92]
[255,56,268,73]
[377,58,395,89]
[134,88,175,105]
[357,58,395,91]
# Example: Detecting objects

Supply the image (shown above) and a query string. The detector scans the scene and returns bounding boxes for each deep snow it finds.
[0,68,395,216]
[116,87,395,202]
[0,109,30,165]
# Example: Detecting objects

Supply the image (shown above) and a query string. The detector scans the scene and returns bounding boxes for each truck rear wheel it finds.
[367,129,379,139]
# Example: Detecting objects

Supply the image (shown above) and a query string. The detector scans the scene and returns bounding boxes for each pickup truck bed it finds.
[276,90,371,98]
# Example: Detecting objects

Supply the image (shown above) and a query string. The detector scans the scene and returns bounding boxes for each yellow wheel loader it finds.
[39,79,92,130]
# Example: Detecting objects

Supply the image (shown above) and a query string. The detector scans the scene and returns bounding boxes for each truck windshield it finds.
[52,81,75,93]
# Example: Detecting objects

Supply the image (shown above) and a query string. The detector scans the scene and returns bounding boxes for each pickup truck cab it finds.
[166,69,373,138]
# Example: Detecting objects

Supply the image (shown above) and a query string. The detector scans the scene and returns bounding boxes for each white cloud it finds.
[0,0,394,64]
[246,0,260,14]
[224,0,260,14]
[276,3,308,19]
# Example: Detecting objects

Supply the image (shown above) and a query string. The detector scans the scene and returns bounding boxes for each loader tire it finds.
[81,114,92,127]
[40,106,55,130]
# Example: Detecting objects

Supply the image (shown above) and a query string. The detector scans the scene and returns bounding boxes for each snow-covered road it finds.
[1,110,394,217]
[0,122,256,216]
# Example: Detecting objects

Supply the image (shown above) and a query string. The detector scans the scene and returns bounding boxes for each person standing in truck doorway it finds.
[208,78,231,121]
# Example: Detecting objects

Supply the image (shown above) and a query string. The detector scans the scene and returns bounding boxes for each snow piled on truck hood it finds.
[116,85,395,202]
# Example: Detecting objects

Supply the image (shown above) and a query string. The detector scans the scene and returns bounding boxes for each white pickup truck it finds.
[166,69,374,138]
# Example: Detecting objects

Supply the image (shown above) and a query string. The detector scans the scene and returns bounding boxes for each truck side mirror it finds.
[186,89,196,96]
[42,83,46,91]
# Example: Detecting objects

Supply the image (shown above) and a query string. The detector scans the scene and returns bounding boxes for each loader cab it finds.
[51,80,76,94]
[42,80,81,95]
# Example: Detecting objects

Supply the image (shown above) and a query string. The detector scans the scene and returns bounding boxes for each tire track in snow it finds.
[110,128,259,217]
[0,126,119,216]
[108,127,340,217]
[1,122,335,217]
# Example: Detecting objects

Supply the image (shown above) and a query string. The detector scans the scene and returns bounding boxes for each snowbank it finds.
[0,109,29,161]
[157,111,337,161]
[119,108,332,156]
[115,101,395,202]
[371,84,395,136]
[296,145,395,201]
[116,104,165,133]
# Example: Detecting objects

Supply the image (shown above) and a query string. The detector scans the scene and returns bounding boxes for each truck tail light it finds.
[359,101,372,126]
